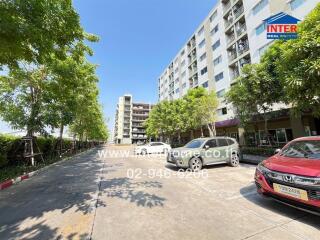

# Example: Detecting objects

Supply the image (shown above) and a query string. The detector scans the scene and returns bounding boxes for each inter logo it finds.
[263,12,300,40]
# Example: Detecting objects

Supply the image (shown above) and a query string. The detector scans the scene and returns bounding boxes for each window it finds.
[255,22,266,35]
[258,41,273,56]
[175,88,180,94]
[200,53,207,62]
[181,71,186,78]
[185,139,205,148]
[175,78,179,83]
[182,82,186,88]
[181,60,186,67]
[201,67,208,75]
[205,139,217,148]
[210,24,219,36]
[252,0,268,15]
[213,55,222,66]
[227,139,235,145]
[217,139,229,147]
[217,107,227,116]
[202,81,208,88]
[281,140,320,159]
[216,89,225,98]
[199,39,206,48]
[181,50,185,56]
[198,26,205,36]
[175,68,179,73]
[290,0,304,10]
[209,10,217,22]
[212,39,221,51]
[215,72,224,82]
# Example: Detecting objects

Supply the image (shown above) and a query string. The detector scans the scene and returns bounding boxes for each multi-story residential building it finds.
[114,95,153,144]
[158,0,319,145]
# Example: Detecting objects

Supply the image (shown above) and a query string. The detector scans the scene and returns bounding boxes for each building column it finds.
[290,114,305,138]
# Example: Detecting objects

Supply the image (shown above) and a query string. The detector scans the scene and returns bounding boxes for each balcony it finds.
[238,41,249,56]
[226,34,235,45]
[234,5,244,20]
[236,22,246,36]
[223,1,232,14]
[230,69,240,81]
[228,50,237,62]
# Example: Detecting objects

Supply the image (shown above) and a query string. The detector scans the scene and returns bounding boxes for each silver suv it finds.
[167,137,240,171]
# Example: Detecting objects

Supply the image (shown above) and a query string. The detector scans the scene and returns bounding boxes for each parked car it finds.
[134,142,171,155]
[255,136,320,215]
[167,137,240,171]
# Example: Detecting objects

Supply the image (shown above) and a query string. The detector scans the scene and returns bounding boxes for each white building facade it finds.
[158,0,319,144]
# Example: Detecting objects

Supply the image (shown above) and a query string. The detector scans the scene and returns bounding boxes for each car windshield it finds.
[184,139,205,148]
[281,140,320,159]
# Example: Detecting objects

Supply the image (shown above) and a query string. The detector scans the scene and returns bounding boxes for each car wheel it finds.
[141,149,147,155]
[189,157,203,171]
[230,153,239,167]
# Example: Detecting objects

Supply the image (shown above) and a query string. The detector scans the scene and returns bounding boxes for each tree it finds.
[197,91,219,137]
[0,0,97,68]
[226,63,285,145]
[274,4,320,116]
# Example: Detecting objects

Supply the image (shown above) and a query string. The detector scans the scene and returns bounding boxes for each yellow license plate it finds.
[273,183,309,201]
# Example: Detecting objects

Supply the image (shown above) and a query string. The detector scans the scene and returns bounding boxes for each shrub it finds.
[241,146,278,157]
[0,134,19,167]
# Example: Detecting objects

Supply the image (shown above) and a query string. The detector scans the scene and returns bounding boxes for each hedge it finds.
[240,146,278,157]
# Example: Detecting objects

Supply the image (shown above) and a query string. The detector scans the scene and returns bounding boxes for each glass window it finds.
[181,60,186,67]
[281,140,320,159]
[213,55,222,66]
[198,26,205,36]
[175,88,179,94]
[252,0,268,15]
[199,39,206,48]
[182,82,186,88]
[202,81,208,88]
[211,24,219,36]
[215,72,224,82]
[209,10,217,22]
[201,67,208,75]
[255,22,266,35]
[276,129,287,143]
[185,139,205,148]
[217,139,229,147]
[200,53,207,62]
[212,40,221,51]
[205,139,217,148]
[216,89,225,98]
[181,71,186,78]
[290,0,304,10]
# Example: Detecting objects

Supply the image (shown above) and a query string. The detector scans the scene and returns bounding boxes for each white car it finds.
[134,142,171,155]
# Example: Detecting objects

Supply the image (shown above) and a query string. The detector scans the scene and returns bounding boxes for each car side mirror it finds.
[274,149,281,154]
[204,145,210,150]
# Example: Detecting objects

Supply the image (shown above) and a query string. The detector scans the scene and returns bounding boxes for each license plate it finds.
[273,183,308,201]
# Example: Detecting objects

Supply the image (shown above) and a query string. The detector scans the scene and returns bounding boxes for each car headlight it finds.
[256,162,270,174]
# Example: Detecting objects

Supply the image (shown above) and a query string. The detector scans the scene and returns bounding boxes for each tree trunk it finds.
[59,122,64,154]
[200,127,204,137]
[190,130,194,140]
[263,110,270,146]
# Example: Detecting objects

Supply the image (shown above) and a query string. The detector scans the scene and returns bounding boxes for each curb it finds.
[0,148,96,191]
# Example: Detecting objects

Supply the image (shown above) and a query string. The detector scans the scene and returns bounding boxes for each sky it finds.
[0,0,218,134]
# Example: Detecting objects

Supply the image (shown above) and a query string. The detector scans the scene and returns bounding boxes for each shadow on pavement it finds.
[100,177,166,208]
[0,149,103,240]
[240,183,320,228]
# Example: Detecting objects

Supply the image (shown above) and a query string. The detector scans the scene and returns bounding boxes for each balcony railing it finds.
[230,70,240,81]
[226,34,235,45]
[238,42,249,56]
[228,51,237,62]
[236,22,246,36]
[234,5,244,19]
[223,1,232,14]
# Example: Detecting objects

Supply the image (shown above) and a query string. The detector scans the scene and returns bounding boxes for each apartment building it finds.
[114,95,153,144]
[158,0,319,145]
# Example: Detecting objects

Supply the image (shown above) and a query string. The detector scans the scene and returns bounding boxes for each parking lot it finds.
[0,145,319,240]
[92,145,319,240]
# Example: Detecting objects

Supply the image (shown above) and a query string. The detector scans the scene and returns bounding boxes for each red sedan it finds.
[255,136,320,215]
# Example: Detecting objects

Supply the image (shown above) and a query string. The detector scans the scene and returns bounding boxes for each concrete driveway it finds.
[0,145,319,240]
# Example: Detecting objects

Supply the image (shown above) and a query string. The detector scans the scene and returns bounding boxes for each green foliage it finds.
[241,146,277,157]
[0,0,89,67]
[145,87,218,140]
[275,4,320,116]
[0,134,19,167]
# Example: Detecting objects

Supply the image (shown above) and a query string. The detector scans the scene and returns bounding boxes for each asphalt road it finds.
[0,145,319,240]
